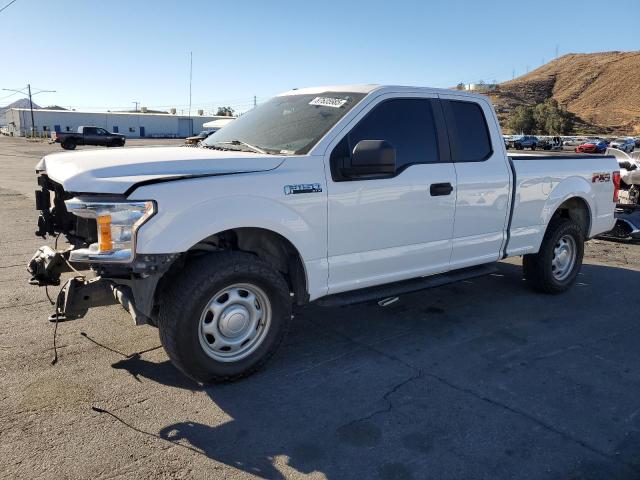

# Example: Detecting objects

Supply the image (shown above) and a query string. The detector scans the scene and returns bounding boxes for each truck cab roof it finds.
[278,84,489,101]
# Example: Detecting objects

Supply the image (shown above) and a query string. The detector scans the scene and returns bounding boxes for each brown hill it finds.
[486,51,640,134]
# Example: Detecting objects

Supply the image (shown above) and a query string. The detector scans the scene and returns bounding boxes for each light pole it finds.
[2,84,56,137]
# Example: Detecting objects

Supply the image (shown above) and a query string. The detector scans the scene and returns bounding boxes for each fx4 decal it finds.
[284,184,322,195]
[592,172,611,183]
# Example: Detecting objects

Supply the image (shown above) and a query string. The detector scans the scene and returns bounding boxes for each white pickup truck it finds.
[28,85,619,383]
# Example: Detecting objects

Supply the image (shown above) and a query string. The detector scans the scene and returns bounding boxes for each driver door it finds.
[324,94,457,294]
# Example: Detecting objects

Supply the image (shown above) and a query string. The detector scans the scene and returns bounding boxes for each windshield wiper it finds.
[200,143,233,151]
[213,140,268,155]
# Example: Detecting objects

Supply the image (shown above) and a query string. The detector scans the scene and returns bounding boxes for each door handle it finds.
[430,182,453,196]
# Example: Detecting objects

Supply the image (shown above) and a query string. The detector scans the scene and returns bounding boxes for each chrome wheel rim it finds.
[198,283,272,362]
[551,235,577,281]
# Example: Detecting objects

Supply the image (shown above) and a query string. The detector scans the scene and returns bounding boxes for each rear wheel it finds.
[523,217,584,294]
[157,252,292,383]
[531,144,536,150]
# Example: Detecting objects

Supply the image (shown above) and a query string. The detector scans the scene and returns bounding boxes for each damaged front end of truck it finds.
[28,172,177,325]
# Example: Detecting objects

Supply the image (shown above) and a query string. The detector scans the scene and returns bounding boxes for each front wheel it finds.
[523,217,584,294]
[157,252,292,383]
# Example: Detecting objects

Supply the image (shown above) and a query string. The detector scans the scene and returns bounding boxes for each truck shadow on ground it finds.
[111,261,640,479]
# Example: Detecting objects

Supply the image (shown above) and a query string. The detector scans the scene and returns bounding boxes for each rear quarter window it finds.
[443,100,492,162]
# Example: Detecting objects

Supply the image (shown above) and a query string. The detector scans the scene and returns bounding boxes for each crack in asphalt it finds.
[337,368,423,429]
[311,318,640,472]
[527,324,640,364]
[422,371,638,471]
[0,299,49,310]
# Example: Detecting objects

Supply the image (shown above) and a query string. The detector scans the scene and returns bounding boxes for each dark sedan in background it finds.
[509,135,539,150]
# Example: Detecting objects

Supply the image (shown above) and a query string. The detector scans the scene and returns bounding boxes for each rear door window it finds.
[443,100,492,162]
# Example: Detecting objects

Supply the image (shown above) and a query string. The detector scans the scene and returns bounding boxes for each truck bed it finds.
[507,153,618,257]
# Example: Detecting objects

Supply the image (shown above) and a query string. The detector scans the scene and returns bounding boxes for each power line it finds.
[0,89,25,101]
[0,0,18,14]
[2,83,56,136]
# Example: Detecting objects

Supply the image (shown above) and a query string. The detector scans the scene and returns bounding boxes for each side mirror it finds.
[344,140,396,177]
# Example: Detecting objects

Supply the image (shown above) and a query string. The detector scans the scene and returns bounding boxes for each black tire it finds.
[62,140,76,150]
[157,252,292,384]
[531,144,536,150]
[523,217,584,294]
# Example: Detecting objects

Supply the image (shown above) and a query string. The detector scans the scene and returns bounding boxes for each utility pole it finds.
[2,84,55,137]
[555,44,559,59]
[188,51,193,134]
[512,69,515,80]
[27,84,35,137]
[132,101,139,112]
[253,95,257,108]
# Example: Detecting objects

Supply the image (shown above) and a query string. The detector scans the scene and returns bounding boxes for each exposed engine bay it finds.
[29,174,177,325]
[34,174,97,245]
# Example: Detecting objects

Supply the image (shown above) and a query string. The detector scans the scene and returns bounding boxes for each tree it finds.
[216,106,235,117]
[455,82,465,91]
[533,99,573,135]
[507,105,536,134]
[507,99,574,135]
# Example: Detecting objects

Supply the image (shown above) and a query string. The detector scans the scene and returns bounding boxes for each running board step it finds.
[316,263,498,308]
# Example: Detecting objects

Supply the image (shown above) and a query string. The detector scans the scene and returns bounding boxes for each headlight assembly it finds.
[65,198,156,263]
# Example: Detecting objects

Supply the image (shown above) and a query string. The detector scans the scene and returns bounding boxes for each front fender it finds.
[136,194,323,261]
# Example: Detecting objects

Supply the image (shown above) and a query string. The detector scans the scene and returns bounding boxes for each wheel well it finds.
[166,228,308,305]
[553,197,591,237]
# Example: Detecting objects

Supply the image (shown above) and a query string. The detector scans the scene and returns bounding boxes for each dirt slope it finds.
[487,51,640,134]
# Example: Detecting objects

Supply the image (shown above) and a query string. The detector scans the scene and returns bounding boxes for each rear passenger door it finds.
[324,94,457,294]
[438,95,511,269]
[82,127,99,145]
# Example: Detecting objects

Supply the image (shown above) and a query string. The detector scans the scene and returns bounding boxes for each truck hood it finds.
[36,146,286,194]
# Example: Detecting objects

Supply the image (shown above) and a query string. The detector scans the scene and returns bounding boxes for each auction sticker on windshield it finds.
[309,97,348,108]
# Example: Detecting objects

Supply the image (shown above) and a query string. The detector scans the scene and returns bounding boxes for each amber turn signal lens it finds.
[97,215,113,252]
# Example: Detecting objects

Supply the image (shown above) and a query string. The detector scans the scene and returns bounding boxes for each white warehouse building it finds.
[4,108,231,138]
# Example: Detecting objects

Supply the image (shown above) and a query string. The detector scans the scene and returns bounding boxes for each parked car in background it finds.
[539,136,563,151]
[563,137,586,147]
[634,137,640,148]
[51,126,126,150]
[610,137,635,153]
[184,130,215,145]
[575,138,608,154]
[510,135,539,150]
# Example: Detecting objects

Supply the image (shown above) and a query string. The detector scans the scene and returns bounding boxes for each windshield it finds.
[202,92,366,154]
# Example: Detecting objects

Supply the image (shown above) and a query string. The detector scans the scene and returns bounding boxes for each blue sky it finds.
[1,0,638,113]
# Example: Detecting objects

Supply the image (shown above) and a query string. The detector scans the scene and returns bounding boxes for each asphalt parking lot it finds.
[2,136,640,479]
